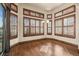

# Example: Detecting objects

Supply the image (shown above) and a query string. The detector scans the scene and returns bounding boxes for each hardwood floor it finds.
[7,39,79,56]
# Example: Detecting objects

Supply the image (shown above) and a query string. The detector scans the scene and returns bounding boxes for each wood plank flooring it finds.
[7,39,79,56]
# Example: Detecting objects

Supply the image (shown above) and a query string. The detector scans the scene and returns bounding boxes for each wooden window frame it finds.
[54,5,75,18]
[62,5,75,15]
[23,8,30,16]
[54,18,63,36]
[54,15,76,38]
[62,15,76,38]
[23,8,44,18]
[23,17,44,37]
[30,19,36,36]
[30,11,36,17]
[10,13,18,39]
[54,5,76,38]
[35,20,40,35]
[47,20,52,35]
[39,13,44,18]
[47,14,52,19]
[23,17,30,37]
[11,3,18,13]
[40,20,44,35]
[54,11,63,18]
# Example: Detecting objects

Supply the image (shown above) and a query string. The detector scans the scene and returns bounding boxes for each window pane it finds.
[63,26,74,36]
[40,28,43,34]
[24,18,29,26]
[55,11,62,17]
[0,4,4,51]
[36,27,39,34]
[64,16,74,26]
[0,29,3,38]
[64,18,68,26]
[30,19,35,26]
[63,6,75,15]
[10,14,18,38]
[55,19,62,26]
[24,27,29,35]
[11,30,16,36]
[67,17,74,25]
[40,21,44,34]
[36,20,39,26]
[48,21,52,27]
[48,28,51,33]
[36,13,40,17]
[56,27,62,34]
[11,3,18,12]
[30,27,35,35]
[30,11,36,16]
[40,21,44,27]
[10,26,17,36]
[67,26,74,36]
[10,14,17,25]
[63,27,68,35]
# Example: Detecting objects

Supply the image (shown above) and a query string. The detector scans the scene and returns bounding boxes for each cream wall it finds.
[76,4,79,49]
[10,3,79,49]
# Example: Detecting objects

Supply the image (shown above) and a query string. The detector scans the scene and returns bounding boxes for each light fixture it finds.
[42,19,49,23]
[41,21,45,23]
[46,20,49,23]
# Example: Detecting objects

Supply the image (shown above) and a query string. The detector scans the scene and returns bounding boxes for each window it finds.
[23,17,44,37]
[55,19,62,35]
[10,3,18,39]
[63,5,75,15]
[54,15,75,38]
[40,20,44,34]
[11,3,18,13]
[0,3,5,53]
[30,11,36,17]
[63,15,75,38]
[23,8,44,18]
[36,20,40,35]
[30,19,36,35]
[47,20,52,35]
[10,13,18,39]
[54,5,75,18]
[55,11,62,17]
[23,17,30,36]
[54,5,75,38]
[47,14,52,19]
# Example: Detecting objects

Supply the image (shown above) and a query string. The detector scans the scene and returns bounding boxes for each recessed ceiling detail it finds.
[24,3,63,11]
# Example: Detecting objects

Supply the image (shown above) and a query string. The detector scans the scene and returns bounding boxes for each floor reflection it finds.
[8,39,79,56]
[40,43,53,55]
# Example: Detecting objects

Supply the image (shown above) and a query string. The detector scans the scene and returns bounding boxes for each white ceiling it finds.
[25,3,63,11]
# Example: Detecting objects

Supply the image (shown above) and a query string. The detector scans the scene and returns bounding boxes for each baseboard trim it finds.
[10,38,46,49]
[19,38,47,44]
[46,38,78,47]
[10,38,78,49]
